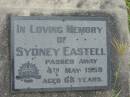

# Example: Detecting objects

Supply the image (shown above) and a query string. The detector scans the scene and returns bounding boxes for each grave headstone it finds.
[0,0,129,97]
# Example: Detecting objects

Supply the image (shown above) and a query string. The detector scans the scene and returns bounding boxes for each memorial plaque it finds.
[11,16,111,91]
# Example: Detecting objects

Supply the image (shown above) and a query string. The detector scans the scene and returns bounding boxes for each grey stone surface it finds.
[0,0,129,97]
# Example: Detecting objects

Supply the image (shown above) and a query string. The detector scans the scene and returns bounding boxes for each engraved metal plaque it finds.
[11,16,111,92]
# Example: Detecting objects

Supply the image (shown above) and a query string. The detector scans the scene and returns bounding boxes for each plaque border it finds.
[10,15,113,92]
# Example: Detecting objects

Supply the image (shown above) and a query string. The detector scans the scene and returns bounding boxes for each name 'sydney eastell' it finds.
[16,47,106,56]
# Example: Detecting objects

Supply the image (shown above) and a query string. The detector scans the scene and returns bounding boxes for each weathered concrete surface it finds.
[0,0,129,97]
